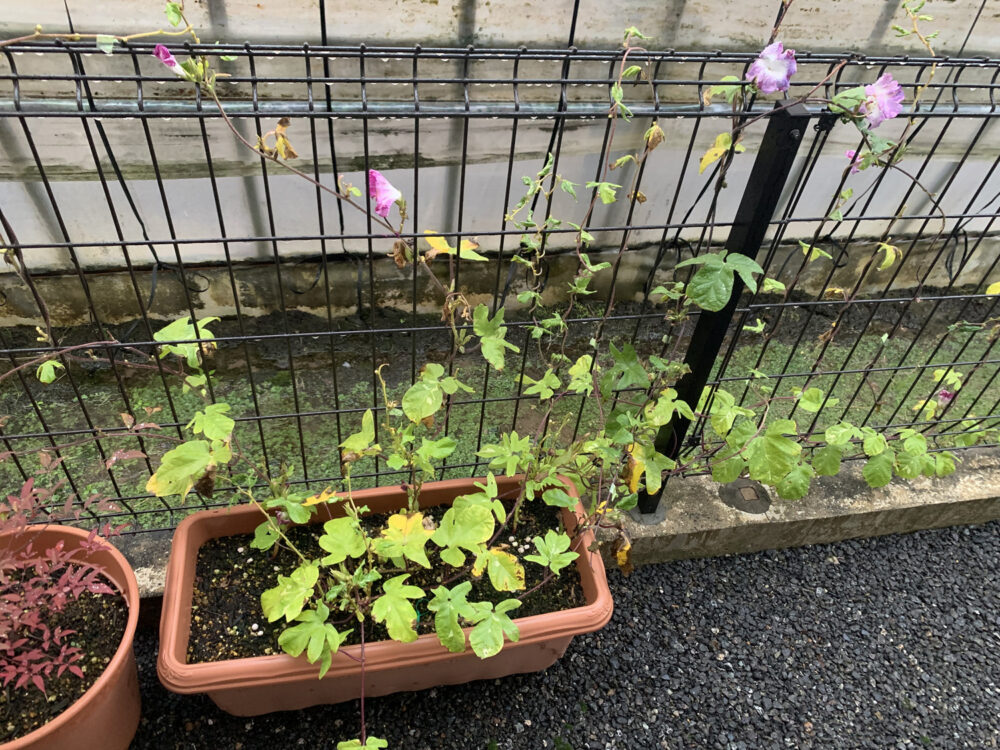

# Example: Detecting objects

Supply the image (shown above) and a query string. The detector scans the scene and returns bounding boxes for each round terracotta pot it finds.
[159,475,614,715]
[1,525,141,750]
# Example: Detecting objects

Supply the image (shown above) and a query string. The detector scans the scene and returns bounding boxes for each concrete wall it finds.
[3,0,996,54]
[1,0,997,326]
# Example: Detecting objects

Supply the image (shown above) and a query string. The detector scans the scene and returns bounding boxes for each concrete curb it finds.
[599,447,1000,569]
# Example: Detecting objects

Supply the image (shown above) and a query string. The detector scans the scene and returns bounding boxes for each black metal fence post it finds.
[636,102,813,519]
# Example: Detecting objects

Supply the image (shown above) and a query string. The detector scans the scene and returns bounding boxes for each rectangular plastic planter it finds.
[158,475,614,715]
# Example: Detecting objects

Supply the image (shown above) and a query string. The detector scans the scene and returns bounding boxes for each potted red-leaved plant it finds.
[0,470,140,750]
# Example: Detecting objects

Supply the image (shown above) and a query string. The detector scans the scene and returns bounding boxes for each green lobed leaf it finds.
[609,342,649,390]
[473,305,520,372]
[187,402,235,442]
[900,430,928,456]
[699,388,754,437]
[477,431,532,476]
[432,503,494,566]
[708,75,744,104]
[277,602,350,678]
[427,582,476,653]
[468,599,521,658]
[541,487,577,508]
[826,422,861,446]
[760,277,785,294]
[153,316,219,368]
[261,562,320,623]
[724,253,764,293]
[586,181,621,204]
[567,355,595,395]
[413,436,457,476]
[799,241,833,263]
[318,516,367,565]
[96,35,116,54]
[894,449,925,479]
[250,520,280,551]
[796,387,838,413]
[523,369,562,400]
[725,418,758,450]
[862,431,889,457]
[524,530,578,575]
[371,574,424,643]
[341,409,378,453]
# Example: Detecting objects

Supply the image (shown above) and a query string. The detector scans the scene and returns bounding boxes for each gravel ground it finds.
[131,522,1000,749]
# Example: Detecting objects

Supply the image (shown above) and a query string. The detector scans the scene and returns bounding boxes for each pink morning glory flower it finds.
[152,44,192,80]
[860,74,904,129]
[845,149,861,174]
[746,42,797,94]
[368,170,402,218]
[936,389,955,406]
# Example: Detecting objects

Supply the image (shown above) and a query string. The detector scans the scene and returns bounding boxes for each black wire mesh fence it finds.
[1,37,998,532]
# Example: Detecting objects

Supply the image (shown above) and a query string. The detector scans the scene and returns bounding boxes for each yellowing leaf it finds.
[987,282,1000,296]
[877,242,900,270]
[303,487,337,506]
[423,231,488,262]
[614,535,633,576]
[799,241,833,262]
[146,440,213,498]
[624,445,645,494]
[472,548,525,591]
[699,132,733,174]
[375,512,435,568]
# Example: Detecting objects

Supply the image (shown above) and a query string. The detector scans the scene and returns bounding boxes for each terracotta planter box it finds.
[158,476,613,715]
[3,526,141,750]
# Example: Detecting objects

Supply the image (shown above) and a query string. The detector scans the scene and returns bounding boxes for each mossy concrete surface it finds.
[604,447,1000,569]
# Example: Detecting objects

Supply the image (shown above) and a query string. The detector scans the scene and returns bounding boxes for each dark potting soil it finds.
[0,581,128,742]
[187,501,585,663]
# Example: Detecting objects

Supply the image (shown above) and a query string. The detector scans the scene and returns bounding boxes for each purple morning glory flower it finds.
[746,42,797,94]
[152,44,192,80]
[860,74,904,129]
[845,149,861,174]
[368,170,402,218]
[936,389,955,406]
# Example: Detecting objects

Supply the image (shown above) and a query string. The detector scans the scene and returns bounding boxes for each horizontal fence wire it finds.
[1,39,999,532]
